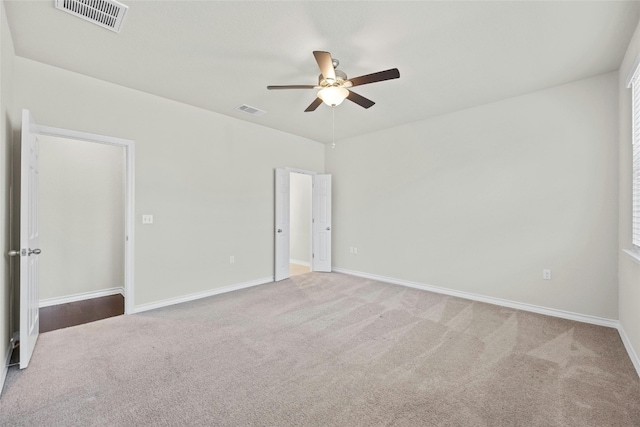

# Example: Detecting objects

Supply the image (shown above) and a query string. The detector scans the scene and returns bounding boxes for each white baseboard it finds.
[0,340,13,396]
[618,325,640,379]
[39,287,125,308]
[333,267,640,379]
[290,259,311,267]
[332,268,619,329]
[133,276,274,314]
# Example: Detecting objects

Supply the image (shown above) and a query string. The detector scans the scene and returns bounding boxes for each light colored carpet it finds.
[1,272,639,426]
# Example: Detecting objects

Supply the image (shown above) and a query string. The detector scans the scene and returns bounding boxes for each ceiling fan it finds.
[267,51,400,112]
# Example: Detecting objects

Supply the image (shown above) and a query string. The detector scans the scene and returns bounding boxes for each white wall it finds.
[289,172,311,265]
[39,135,125,300]
[326,72,619,319]
[618,19,640,372]
[0,0,15,374]
[13,57,324,308]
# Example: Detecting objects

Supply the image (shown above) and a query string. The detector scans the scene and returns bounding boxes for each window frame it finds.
[627,59,640,254]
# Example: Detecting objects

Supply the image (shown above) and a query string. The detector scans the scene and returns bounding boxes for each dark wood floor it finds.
[39,294,125,333]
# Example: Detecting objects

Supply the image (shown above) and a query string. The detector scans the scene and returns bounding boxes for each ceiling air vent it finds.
[54,0,128,33]
[236,104,266,116]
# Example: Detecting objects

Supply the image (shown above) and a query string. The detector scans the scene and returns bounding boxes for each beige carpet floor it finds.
[1,272,639,426]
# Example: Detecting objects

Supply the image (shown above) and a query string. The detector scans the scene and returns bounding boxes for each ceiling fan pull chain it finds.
[332,106,336,149]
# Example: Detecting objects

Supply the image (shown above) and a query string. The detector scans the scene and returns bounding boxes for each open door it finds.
[10,111,135,369]
[19,109,41,369]
[312,174,332,272]
[274,168,290,281]
[274,169,332,278]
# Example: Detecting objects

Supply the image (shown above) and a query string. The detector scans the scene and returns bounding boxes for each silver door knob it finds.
[277,229,282,233]
[326,227,331,231]
[8,250,19,257]
[28,249,41,256]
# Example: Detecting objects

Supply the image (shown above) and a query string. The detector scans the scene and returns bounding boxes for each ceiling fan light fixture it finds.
[266,50,400,112]
[318,86,349,107]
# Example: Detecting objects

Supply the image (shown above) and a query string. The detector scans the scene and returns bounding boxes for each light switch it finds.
[142,215,154,224]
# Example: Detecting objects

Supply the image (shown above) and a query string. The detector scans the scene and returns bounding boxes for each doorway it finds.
[289,172,312,276]
[274,168,331,281]
[32,122,136,317]
[11,110,135,369]
[38,135,126,331]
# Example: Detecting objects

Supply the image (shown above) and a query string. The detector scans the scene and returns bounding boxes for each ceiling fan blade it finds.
[305,97,323,112]
[313,51,336,82]
[347,90,375,109]
[348,68,400,87]
[267,85,316,90]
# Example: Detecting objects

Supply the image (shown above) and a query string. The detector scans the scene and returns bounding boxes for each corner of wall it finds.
[0,0,17,395]
[617,15,640,383]
[619,323,640,379]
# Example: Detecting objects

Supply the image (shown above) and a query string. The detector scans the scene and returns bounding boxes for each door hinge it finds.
[312,253,314,258]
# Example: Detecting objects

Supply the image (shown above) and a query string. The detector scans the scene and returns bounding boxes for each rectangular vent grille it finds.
[55,0,128,33]
[236,104,266,116]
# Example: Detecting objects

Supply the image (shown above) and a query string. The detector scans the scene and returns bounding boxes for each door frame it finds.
[276,167,331,279]
[36,124,135,314]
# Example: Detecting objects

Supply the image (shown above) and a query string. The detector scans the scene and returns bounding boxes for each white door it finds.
[20,109,41,369]
[312,174,332,272]
[274,168,290,281]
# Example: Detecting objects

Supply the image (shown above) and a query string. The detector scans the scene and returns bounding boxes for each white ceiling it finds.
[4,1,640,144]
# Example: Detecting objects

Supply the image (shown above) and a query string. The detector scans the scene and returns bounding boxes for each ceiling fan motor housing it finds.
[319,69,348,87]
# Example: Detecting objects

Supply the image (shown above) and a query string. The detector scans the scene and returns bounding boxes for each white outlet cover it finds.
[142,215,153,224]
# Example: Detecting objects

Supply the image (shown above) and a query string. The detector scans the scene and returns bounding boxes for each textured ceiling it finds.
[4,1,640,144]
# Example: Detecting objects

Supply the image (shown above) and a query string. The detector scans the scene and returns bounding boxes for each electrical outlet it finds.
[543,269,551,280]
[354,247,358,254]
[142,215,153,224]
[349,247,354,254]
[230,256,235,264]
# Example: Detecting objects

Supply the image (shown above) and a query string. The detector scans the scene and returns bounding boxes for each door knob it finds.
[28,248,41,256]
[277,229,282,233]
[8,250,19,257]
[326,227,331,231]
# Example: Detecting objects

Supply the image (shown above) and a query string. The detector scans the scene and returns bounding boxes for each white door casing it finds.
[36,123,135,314]
[312,174,332,272]
[19,109,40,369]
[274,168,290,281]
